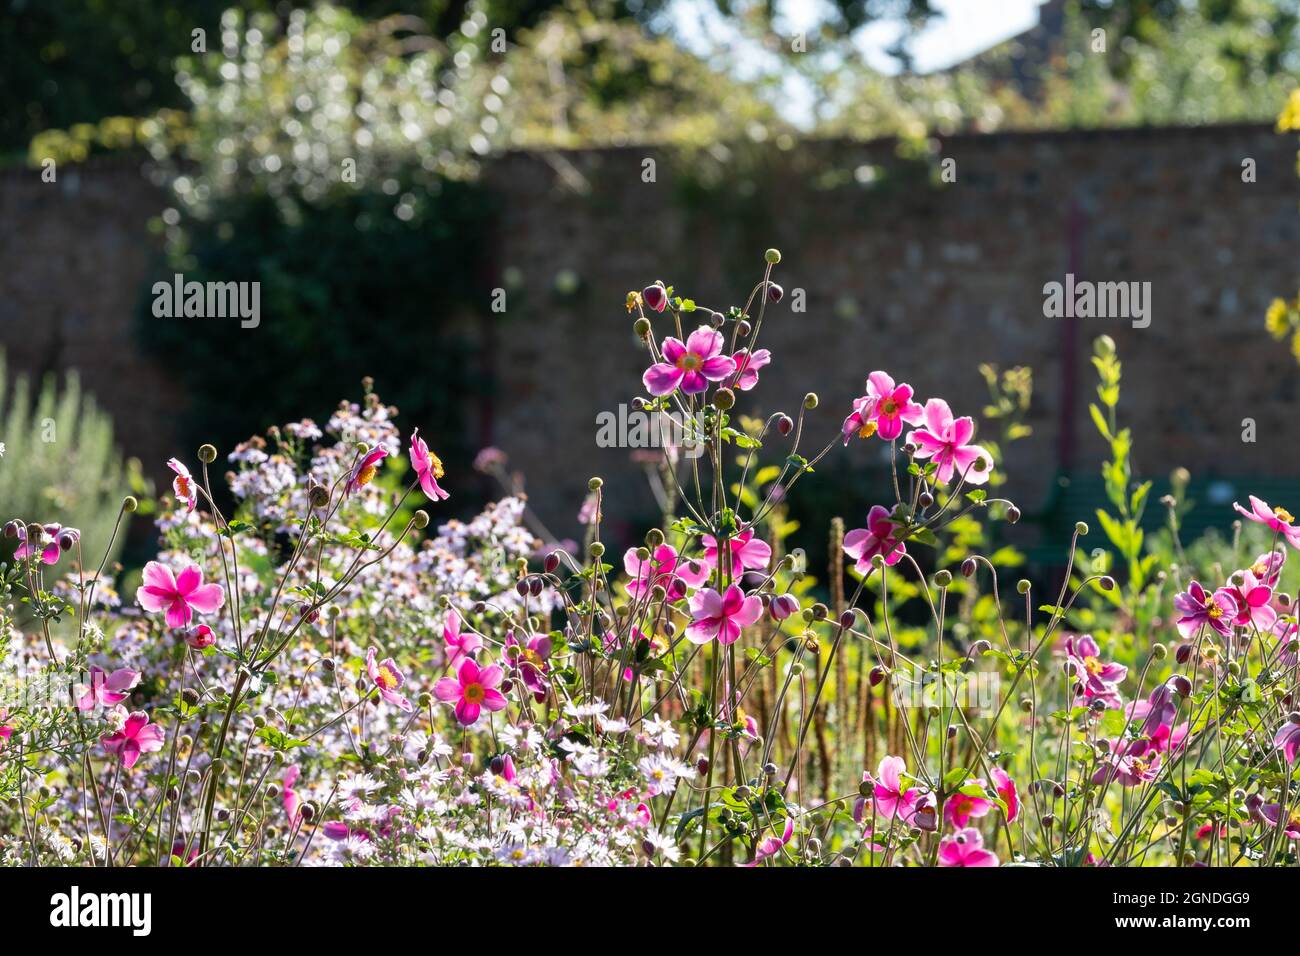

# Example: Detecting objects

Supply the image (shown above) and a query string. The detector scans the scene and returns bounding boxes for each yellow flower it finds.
[1278,89,1300,132]
[1266,298,1291,339]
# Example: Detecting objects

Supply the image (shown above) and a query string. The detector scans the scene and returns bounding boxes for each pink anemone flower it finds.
[1259,802,1300,839]
[643,327,736,396]
[366,648,414,712]
[167,458,198,513]
[1274,717,1300,764]
[1218,570,1276,631]
[77,666,141,712]
[742,816,794,867]
[1092,740,1162,787]
[842,394,878,444]
[686,585,762,646]
[855,755,919,822]
[906,398,993,485]
[13,522,70,564]
[409,428,450,502]
[624,544,707,599]
[944,779,994,827]
[938,828,998,867]
[505,631,552,702]
[0,709,12,749]
[1173,580,1234,639]
[842,506,906,573]
[990,767,1019,822]
[345,444,389,497]
[860,372,924,441]
[137,561,226,628]
[1063,634,1127,709]
[1233,496,1300,549]
[442,610,483,669]
[434,658,508,726]
[730,348,771,391]
[700,528,771,578]
[185,624,216,649]
[283,765,303,828]
[101,712,165,769]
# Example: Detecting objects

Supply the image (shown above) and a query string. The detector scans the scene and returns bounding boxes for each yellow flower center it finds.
[1207,604,1223,620]
[522,648,541,666]
[356,464,377,487]
[375,665,399,690]
[1275,506,1294,523]
[1084,656,1104,676]
[680,354,702,372]
[880,398,898,415]
[858,421,878,439]
[1252,560,1268,576]
[464,682,485,704]
[427,451,445,480]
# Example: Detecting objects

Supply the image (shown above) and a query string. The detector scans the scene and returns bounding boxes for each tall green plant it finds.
[0,353,142,568]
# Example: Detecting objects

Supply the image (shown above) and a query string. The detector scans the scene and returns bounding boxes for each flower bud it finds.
[412,509,430,530]
[766,282,784,303]
[544,551,561,573]
[633,317,652,338]
[803,392,818,410]
[769,594,799,621]
[184,624,216,649]
[1170,675,1193,697]
[1175,643,1192,664]
[1075,521,1089,536]
[1151,643,1168,660]
[764,248,782,265]
[868,666,886,687]
[776,414,794,436]
[918,491,934,508]
[123,496,138,513]
[198,444,218,464]
[589,542,605,559]
[1005,505,1021,524]
[588,477,603,491]
[642,284,668,313]
[961,557,977,578]
[933,569,952,588]
[712,388,736,411]
[1016,579,1031,594]
[1098,576,1115,591]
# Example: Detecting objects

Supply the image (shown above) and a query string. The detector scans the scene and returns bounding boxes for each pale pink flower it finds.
[366,648,413,713]
[1218,570,1276,631]
[136,562,225,628]
[991,766,1019,822]
[442,610,482,669]
[77,666,141,712]
[859,372,924,441]
[1274,717,1300,764]
[1173,580,1234,639]
[842,506,906,573]
[13,522,71,564]
[167,458,198,513]
[944,780,994,827]
[730,348,771,391]
[1233,496,1300,549]
[700,528,771,578]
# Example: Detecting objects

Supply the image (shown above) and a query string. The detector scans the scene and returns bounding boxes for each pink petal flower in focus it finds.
[77,666,141,712]
[938,828,998,867]
[906,398,993,485]
[643,327,736,397]
[101,711,165,769]
[434,658,508,726]
[842,506,906,573]
[345,444,389,497]
[136,561,226,628]
[1233,496,1300,550]
[686,585,762,645]
[409,428,450,502]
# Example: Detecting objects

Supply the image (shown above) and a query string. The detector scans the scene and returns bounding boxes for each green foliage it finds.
[0,353,144,566]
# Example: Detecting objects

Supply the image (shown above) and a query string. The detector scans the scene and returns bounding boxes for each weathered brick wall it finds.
[1,125,1297,537]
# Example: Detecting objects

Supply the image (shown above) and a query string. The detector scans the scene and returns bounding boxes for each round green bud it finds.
[412,509,430,530]
[803,392,819,410]
[588,477,603,491]
[589,542,605,559]
[764,248,782,265]
[198,444,218,464]
[1016,579,1031,594]
[933,569,952,588]
[123,496,138,513]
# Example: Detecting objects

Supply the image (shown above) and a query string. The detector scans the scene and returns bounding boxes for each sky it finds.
[669,0,1049,125]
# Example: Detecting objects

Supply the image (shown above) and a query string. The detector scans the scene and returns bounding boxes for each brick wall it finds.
[2,124,1297,539]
